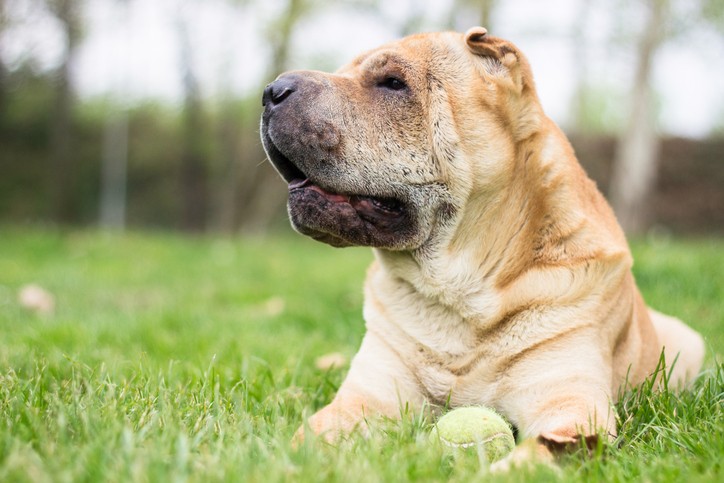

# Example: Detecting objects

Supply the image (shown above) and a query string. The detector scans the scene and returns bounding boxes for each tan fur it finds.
[273,29,705,466]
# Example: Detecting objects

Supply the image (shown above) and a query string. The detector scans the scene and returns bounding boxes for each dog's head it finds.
[261,28,543,250]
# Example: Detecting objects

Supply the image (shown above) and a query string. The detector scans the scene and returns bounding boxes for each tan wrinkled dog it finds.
[260,28,704,467]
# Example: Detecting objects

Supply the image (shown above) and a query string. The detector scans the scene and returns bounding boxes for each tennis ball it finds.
[429,406,515,463]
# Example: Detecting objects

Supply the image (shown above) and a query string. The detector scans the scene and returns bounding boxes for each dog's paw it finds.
[291,425,306,449]
[291,402,370,449]
[489,438,557,473]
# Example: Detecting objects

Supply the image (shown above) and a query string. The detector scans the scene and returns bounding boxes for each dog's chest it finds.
[364,281,525,407]
[406,324,517,407]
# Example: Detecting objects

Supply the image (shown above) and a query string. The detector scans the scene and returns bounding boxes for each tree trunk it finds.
[570,0,593,132]
[609,0,667,235]
[98,0,129,231]
[212,104,243,233]
[99,112,128,230]
[177,17,208,232]
[48,0,82,223]
[268,0,305,78]
[0,0,7,121]
[211,3,249,234]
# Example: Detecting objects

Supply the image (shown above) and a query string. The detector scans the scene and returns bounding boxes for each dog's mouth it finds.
[289,178,404,221]
[266,137,406,223]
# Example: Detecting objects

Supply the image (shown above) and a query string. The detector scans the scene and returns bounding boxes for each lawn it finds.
[0,227,722,482]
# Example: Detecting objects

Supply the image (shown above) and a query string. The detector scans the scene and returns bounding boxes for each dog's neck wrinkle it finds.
[447,140,552,271]
[374,132,580,319]
[373,206,507,321]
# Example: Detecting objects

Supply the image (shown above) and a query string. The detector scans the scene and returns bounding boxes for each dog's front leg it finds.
[294,330,425,445]
[493,394,614,471]
[492,344,616,470]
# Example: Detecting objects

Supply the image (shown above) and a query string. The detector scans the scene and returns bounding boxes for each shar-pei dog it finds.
[260,27,705,466]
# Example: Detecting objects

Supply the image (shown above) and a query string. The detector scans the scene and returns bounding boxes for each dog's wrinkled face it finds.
[261,29,538,250]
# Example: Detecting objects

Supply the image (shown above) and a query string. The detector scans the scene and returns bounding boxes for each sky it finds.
[4,0,724,138]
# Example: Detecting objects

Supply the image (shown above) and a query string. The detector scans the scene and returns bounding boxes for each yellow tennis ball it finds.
[429,406,515,463]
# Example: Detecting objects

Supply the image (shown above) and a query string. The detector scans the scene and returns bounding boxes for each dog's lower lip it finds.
[289,179,404,218]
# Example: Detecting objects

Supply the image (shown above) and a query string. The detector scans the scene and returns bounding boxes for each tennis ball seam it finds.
[438,431,512,449]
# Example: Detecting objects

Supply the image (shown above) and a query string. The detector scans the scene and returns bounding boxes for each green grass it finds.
[0,227,722,482]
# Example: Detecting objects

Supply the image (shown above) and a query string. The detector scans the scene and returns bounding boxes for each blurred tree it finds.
[608,0,666,235]
[701,0,724,31]
[569,0,594,133]
[396,3,425,35]
[450,0,496,30]
[478,0,495,28]
[99,109,128,230]
[46,0,83,223]
[0,0,7,122]
[568,1,630,135]
[99,0,131,231]
[392,0,497,34]
[267,0,308,81]
[211,98,244,233]
[608,0,724,234]
[176,7,209,232]
[211,0,251,234]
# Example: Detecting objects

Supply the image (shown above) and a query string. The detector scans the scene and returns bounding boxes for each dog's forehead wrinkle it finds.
[362,51,391,70]
[359,50,415,78]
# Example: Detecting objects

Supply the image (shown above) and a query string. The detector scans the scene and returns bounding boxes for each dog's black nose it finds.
[262,75,298,107]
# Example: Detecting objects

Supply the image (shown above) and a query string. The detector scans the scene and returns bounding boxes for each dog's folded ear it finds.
[464,27,541,140]
[464,27,499,58]
[464,26,532,95]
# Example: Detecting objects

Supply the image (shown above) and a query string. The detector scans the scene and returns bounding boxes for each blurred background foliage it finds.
[0,0,722,236]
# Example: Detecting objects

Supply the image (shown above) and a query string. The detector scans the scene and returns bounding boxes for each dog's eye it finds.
[378,77,407,91]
